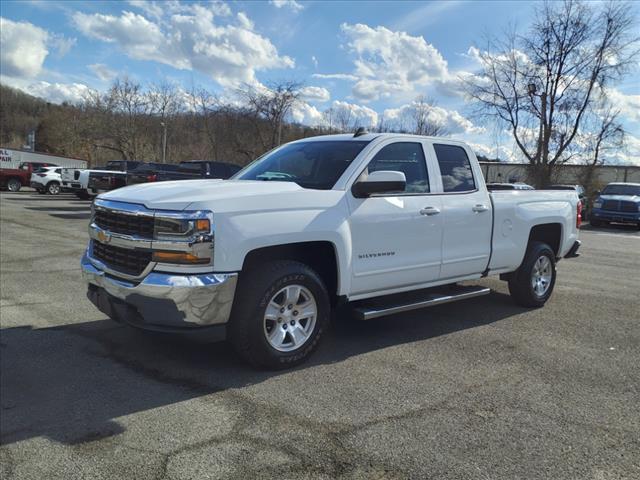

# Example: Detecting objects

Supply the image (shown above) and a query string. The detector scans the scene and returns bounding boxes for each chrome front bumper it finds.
[82,253,237,330]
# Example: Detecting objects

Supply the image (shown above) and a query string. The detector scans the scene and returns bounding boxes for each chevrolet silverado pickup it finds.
[82,133,581,369]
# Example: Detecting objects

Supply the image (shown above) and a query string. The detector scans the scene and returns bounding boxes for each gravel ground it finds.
[1,190,639,480]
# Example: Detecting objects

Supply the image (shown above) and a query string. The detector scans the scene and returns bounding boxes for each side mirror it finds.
[351,170,406,198]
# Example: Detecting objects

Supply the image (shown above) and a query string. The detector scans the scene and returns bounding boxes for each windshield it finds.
[236,140,370,190]
[602,184,640,196]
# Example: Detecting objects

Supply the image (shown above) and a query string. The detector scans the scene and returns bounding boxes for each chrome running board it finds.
[353,285,491,321]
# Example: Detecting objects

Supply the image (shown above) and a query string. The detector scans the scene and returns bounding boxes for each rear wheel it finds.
[228,260,330,369]
[508,242,557,308]
[47,182,61,195]
[7,178,21,192]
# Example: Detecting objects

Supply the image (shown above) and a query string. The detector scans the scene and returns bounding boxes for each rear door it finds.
[347,139,443,296]
[428,142,493,279]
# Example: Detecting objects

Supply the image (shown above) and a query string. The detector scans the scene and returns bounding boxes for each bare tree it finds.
[239,81,302,149]
[578,103,625,191]
[409,95,448,136]
[466,0,638,186]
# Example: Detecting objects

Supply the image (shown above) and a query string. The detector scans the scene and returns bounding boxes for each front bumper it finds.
[591,209,640,224]
[82,253,237,331]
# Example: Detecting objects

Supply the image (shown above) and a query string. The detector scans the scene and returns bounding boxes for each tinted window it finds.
[178,163,202,173]
[227,164,241,175]
[209,163,228,178]
[238,141,370,190]
[601,184,640,196]
[55,168,62,174]
[434,144,476,192]
[365,142,429,194]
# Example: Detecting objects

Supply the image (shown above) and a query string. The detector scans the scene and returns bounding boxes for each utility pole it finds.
[161,122,168,163]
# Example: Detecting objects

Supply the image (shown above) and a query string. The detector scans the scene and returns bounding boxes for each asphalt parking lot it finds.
[1,190,639,480]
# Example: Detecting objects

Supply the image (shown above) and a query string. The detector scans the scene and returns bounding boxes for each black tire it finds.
[508,241,557,308]
[228,260,330,369]
[47,181,61,195]
[37,189,46,194]
[75,190,91,200]
[7,178,21,192]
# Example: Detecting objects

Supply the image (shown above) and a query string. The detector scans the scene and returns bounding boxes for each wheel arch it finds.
[527,223,563,257]
[241,241,341,302]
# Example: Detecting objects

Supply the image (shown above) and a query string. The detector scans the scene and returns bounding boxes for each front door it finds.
[347,141,443,296]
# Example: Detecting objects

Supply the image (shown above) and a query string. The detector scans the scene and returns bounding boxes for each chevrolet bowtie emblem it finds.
[97,230,111,244]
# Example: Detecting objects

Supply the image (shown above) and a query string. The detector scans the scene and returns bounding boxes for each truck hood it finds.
[99,179,313,211]
[598,194,640,202]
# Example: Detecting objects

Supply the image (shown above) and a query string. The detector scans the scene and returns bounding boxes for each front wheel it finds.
[508,242,557,308]
[47,182,61,195]
[228,260,330,369]
[7,178,21,192]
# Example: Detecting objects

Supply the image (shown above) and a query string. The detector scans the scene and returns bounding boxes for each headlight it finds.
[593,200,603,209]
[154,217,210,239]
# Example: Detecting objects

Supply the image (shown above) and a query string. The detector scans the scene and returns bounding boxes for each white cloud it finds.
[468,142,517,162]
[88,63,117,82]
[382,101,483,135]
[311,73,358,81]
[392,1,462,32]
[50,34,76,58]
[269,0,304,12]
[2,79,91,104]
[300,86,330,103]
[327,100,379,129]
[290,101,325,126]
[311,55,318,69]
[607,88,640,124]
[127,0,164,20]
[340,23,452,101]
[0,17,49,78]
[72,8,293,88]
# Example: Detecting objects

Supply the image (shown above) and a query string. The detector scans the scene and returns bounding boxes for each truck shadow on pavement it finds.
[1,290,522,446]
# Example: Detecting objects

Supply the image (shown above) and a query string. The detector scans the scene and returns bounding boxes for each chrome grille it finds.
[92,241,151,276]
[94,209,154,237]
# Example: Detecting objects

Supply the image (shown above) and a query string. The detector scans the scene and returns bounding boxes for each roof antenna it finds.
[353,127,368,138]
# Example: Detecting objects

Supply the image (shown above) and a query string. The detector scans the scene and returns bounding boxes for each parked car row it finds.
[60,160,241,199]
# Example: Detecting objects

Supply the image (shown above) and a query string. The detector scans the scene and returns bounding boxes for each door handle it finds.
[420,206,440,216]
[472,204,489,213]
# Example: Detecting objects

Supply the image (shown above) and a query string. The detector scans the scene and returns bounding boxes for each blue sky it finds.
[1,0,639,164]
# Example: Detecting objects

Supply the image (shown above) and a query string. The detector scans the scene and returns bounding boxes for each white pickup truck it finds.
[82,133,581,368]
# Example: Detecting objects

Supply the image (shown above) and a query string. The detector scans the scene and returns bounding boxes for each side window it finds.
[55,168,62,174]
[366,142,429,194]
[209,162,229,178]
[433,144,476,193]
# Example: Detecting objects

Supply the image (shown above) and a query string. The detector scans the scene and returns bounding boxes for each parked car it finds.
[547,185,588,220]
[82,133,581,369]
[1,161,58,192]
[486,182,534,191]
[30,166,64,195]
[590,182,640,228]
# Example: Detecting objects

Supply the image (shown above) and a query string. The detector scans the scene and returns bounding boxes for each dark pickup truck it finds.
[127,160,241,185]
[150,160,241,182]
[89,160,241,193]
[87,160,146,192]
